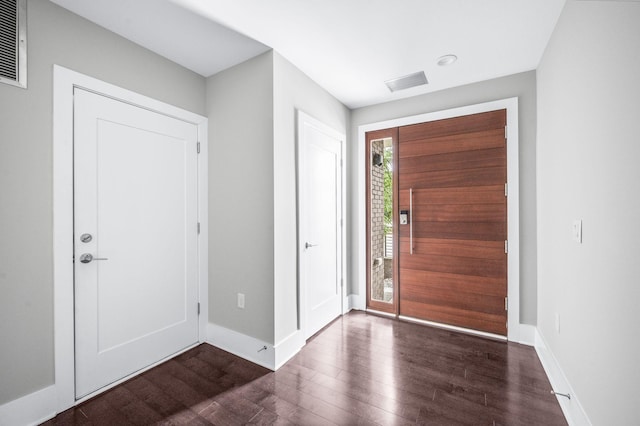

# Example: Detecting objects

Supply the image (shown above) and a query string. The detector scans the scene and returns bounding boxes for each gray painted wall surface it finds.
[0,0,205,405]
[350,71,538,324]
[537,2,640,424]
[272,52,350,344]
[205,50,349,346]
[206,52,275,343]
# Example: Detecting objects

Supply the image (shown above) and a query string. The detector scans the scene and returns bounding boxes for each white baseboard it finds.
[535,329,592,426]
[206,323,305,372]
[342,296,351,314]
[206,323,275,370]
[517,323,536,346]
[0,385,57,426]
[348,293,365,311]
[274,330,305,370]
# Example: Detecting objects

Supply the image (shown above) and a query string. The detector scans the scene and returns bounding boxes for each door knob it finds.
[79,253,109,264]
[305,242,318,249]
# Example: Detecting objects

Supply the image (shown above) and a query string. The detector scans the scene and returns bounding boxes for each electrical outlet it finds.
[555,313,560,334]
[573,220,582,243]
[237,293,245,309]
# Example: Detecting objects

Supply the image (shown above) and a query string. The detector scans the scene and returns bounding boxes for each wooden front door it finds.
[397,110,508,336]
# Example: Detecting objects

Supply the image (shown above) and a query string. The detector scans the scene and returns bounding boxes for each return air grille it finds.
[384,71,428,92]
[0,0,27,88]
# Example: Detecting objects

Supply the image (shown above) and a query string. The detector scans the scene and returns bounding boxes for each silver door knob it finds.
[305,242,318,249]
[79,253,109,263]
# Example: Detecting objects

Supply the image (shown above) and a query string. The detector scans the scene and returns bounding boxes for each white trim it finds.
[206,324,304,372]
[53,65,208,413]
[517,323,536,346]
[197,121,209,343]
[296,111,347,340]
[206,323,275,370]
[274,330,305,370]
[356,98,524,342]
[0,385,56,426]
[344,294,365,314]
[535,330,592,426]
[349,294,365,311]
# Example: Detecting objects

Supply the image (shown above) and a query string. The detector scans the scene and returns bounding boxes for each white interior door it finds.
[298,113,344,339]
[73,88,199,398]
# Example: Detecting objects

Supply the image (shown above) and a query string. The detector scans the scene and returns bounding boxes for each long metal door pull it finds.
[79,253,109,264]
[409,188,414,255]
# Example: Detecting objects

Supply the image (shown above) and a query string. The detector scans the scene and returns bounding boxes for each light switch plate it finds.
[573,220,582,243]
[237,293,245,309]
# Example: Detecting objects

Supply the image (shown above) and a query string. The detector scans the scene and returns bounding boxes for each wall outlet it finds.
[555,313,560,334]
[573,219,582,243]
[237,293,245,309]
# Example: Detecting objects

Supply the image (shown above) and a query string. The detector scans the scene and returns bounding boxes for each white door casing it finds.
[73,89,199,398]
[53,66,208,411]
[298,112,345,340]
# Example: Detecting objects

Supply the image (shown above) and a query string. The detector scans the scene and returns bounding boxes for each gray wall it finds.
[206,51,275,343]
[0,0,205,406]
[350,71,538,324]
[272,52,350,344]
[537,1,640,424]
[205,50,349,346]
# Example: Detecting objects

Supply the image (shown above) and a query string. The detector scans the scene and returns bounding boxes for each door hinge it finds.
[341,278,344,287]
[197,302,201,315]
[505,297,508,311]
[340,158,343,167]
[504,240,508,254]
[504,183,508,197]
[504,125,508,141]
[197,142,201,154]
[197,222,201,234]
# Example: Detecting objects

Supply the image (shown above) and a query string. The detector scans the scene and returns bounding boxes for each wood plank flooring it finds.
[42,312,567,425]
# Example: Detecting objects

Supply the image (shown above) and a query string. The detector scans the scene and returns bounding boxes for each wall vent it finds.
[0,0,27,89]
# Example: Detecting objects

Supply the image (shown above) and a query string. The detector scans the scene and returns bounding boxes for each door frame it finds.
[52,65,208,413]
[297,111,347,339]
[357,98,523,342]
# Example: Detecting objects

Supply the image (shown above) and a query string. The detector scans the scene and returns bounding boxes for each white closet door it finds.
[73,88,199,398]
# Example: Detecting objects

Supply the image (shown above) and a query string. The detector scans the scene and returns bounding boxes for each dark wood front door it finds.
[397,110,508,336]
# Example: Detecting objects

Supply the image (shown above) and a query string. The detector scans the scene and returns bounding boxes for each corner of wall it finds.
[534,329,592,426]
[206,322,275,370]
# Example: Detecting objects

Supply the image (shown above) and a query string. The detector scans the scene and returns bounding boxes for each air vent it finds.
[0,0,27,89]
[384,71,428,92]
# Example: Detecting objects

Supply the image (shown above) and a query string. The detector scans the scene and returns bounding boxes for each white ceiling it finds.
[50,0,566,109]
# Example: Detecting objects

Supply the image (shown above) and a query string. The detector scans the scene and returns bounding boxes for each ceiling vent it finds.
[0,0,27,89]
[384,71,428,92]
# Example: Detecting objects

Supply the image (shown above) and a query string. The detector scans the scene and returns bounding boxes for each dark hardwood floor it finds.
[42,311,567,425]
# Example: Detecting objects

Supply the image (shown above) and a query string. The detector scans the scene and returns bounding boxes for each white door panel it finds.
[74,89,199,398]
[307,144,339,306]
[299,113,344,339]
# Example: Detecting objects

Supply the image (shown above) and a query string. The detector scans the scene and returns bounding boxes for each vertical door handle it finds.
[409,188,414,255]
